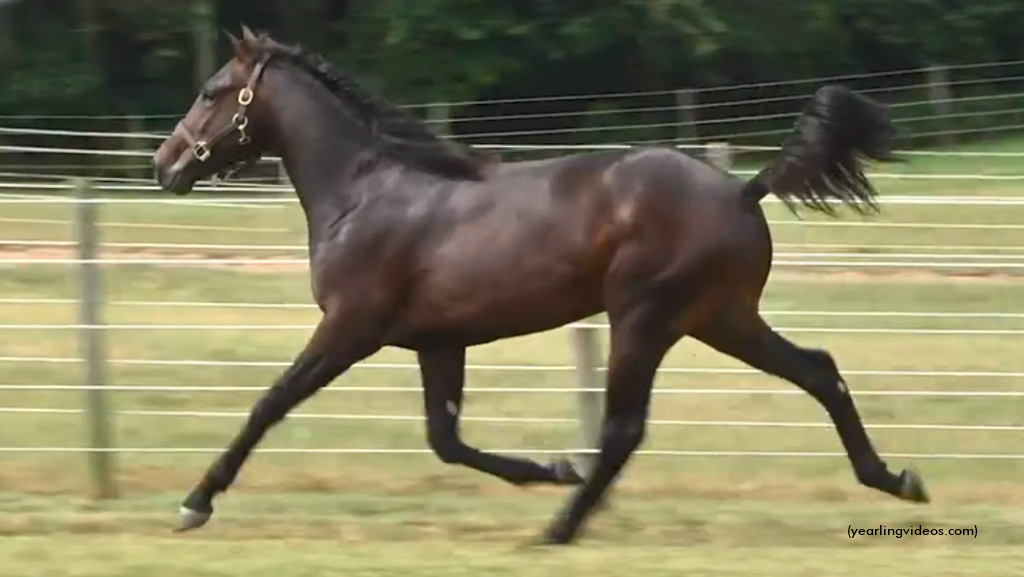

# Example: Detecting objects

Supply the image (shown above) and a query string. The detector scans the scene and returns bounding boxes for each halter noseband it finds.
[174,54,271,163]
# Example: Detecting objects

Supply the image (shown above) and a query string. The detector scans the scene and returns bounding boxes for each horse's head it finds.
[154,25,273,195]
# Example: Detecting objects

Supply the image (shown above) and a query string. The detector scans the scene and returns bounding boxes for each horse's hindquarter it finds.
[393,154,626,345]
[574,148,770,331]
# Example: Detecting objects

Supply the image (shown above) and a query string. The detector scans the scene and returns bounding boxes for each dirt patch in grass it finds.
[0,246,308,273]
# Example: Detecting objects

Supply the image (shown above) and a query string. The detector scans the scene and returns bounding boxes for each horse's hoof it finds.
[549,458,585,485]
[516,534,563,551]
[539,526,574,546]
[174,506,212,533]
[899,468,930,503]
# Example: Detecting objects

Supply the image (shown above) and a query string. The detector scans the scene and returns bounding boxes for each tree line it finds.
[3,0,1024,156]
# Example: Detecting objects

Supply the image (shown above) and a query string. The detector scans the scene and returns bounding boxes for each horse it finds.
[152,25,929,545]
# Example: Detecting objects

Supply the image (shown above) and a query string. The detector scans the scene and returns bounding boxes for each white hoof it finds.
[174,506,212,532]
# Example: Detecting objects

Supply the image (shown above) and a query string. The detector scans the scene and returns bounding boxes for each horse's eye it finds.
[200,89,215,103]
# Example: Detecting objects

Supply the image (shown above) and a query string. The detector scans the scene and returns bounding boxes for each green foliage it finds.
[1,0,1024,149]
[341,0,532,103]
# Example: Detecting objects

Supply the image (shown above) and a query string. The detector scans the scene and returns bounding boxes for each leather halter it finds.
[174,54,270,163]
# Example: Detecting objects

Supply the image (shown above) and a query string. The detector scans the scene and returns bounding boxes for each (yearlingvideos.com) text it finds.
[848,524,978,539]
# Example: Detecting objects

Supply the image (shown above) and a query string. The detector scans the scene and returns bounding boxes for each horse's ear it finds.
[229,25,256,63]
[241,24,259,45]
[223,27,241,51]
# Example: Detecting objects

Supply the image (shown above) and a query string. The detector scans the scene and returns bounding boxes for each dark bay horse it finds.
[152,26,929,545]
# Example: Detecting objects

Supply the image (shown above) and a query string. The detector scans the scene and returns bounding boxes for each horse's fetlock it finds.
[427,432,464,465]
[853,460,890,489]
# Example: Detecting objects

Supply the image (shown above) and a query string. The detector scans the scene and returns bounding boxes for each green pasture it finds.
[1,495,1020,577]
[2,140,1024,575]
[3,264,1024,575]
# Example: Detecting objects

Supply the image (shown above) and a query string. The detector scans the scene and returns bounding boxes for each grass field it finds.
[3,138,1024,574]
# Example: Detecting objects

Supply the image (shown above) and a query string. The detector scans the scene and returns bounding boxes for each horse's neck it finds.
[267,73,371,242]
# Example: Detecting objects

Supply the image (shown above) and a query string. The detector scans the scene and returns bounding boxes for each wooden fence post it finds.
[926,64,953,146]
[704,141,733,171]
[192,0,215,93]
[675,88,698,144]
[571,317,603,479]
[73,179,117,499]
[426,103,452,137]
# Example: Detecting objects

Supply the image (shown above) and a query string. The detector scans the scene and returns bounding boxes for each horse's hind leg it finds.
[175,308,384,532]
[418,346,583,485]
[541,305,674,544]
[693,308,929,503]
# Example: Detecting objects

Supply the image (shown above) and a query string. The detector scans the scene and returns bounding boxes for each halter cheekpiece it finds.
[173,54,271,163]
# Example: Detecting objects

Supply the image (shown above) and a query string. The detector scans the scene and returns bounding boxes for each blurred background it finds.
[4,0,1024,180]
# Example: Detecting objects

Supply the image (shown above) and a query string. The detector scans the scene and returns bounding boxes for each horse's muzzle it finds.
[153,161,194,196]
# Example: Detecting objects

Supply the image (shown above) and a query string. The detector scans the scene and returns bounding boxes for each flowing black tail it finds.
[740,84,898,216]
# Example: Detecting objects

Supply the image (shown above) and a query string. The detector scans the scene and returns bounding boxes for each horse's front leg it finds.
[175,306,385,532]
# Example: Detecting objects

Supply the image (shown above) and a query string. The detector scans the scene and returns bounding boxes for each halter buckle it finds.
[193,141,211,162]
[238,87,254,106]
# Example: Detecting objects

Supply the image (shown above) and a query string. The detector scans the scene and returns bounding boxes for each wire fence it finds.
[5,58,1024,183]
[4,191,1024,268]
[7,383,1024,397]
[2,178,1024,272]
[4,59,1024,115]
[6,178,1024,422]
[5,406,1024,433]
[6,447,1023,460]
[3,71,1024,497]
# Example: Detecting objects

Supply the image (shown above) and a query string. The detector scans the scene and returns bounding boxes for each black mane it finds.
[252,34,493,181]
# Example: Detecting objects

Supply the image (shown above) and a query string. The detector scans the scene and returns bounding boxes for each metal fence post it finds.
[73,178,117,499]
[571,317,604,479]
